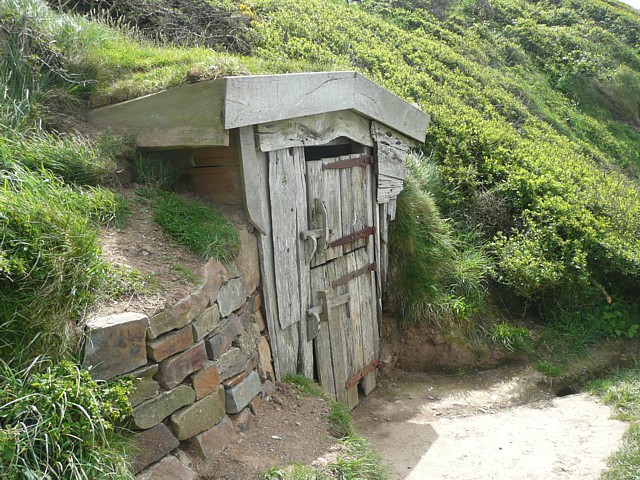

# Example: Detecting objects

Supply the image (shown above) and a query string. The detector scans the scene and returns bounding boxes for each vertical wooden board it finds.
[310,266,336,400]
[257,234,298,379]
[306,160,343,266]
[292,148,314,379]
[326,258,351,407]
[373,204,383,320]
[345,252,365,376]
[340,158,368,254]
[239,126,269,235]
[269,149,306,330]
[355,248,378,396]
[379,203,390,292]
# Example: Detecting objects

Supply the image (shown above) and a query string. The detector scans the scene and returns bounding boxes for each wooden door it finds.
[305,153,379,409]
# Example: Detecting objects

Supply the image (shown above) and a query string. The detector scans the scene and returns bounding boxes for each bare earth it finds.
[100,194,627,479]
[353,365,627,480]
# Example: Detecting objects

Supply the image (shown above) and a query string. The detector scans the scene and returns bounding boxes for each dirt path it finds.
[353,365,627,479]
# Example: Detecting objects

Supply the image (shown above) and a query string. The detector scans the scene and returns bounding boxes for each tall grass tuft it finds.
[154,191,239,262]
[388,154,491,333]
[0,357,134,479]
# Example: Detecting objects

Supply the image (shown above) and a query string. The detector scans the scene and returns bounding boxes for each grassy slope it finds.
[64,0,640,328]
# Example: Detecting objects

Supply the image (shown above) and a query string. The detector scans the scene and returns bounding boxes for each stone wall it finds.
[83,227,274,478]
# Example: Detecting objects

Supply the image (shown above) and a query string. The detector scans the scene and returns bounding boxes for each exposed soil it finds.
[96,188,206,318]
[354,365,627,479]
[198,383,337,479]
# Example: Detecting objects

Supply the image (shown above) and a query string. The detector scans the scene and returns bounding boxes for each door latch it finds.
[306,289,350,340]
[301,198,329,263]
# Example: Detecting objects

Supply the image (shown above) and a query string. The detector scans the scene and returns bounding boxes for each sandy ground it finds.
[353,365,627,480]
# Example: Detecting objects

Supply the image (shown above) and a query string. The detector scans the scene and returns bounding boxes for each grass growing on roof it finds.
[154,191,239,262]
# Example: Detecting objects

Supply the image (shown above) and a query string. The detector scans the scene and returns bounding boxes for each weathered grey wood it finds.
[257,234,297,379]
[354,76,430,142]
[387,198,397,221]
[306,160,343,266]
[379,203,390,291]
[340,155,371,254]
[377,174,404,204]
[224,72,355,130]
[326,258,352,407]
[371,120,414,151]
[256,111,373,152]
[345,252,365,378]
[356,247,377,396]
[87,80,228,148]
[373,204,384,316]
[238,126,269,235]
[310,267,336,399]
[376,142,407,180]
[268,148,309,330]
[88,73,430,149]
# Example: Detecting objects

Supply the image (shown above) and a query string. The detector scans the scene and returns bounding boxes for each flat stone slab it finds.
[133,424,179,473]
[83,312,148,381]
[148,288,208,339]
[132,385,195,430]
[147,325,193,362]
[137,455,197,480]
[187,416,238,460]
[225,370,261,414]
[214,347,247,381]
[190,361,220,400]
[192,304,221,341]
[156,341,207,389]
[170,386,226,440]
[217,277,246,317]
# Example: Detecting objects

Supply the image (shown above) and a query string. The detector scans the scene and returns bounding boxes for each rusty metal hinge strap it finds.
[328,226,375,248]
[332,263,377,289]
[345,359,381,389]
[321,155,373,170]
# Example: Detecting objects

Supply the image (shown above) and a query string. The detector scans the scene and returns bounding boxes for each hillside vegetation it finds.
[3,0,640,476]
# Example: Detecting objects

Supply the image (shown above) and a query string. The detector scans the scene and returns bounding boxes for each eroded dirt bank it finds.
[353,365,627,479]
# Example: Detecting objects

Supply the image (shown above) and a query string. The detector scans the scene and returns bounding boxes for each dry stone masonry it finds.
[83,226,273,478]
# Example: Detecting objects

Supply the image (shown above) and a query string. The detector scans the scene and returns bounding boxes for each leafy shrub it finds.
[488,322,532,353]
[154,191,239,262]
[0,358,133,479]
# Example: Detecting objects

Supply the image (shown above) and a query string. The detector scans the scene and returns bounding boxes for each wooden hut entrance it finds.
[87,71,430,408]
[268,147,378,407]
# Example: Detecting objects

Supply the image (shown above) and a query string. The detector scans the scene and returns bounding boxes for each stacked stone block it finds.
[83,228,273,479]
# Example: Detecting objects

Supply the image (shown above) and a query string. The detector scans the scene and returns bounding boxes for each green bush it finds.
[0,358,133,479]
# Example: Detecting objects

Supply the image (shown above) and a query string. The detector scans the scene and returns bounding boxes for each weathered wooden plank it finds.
[371,120,414,151]
[376,143,407,180]
[182,166,243,205]
[354,76,429,143]
[340,155,370,253]
[268,148,308,330]
[306,159,343,267]
[88,80,228,148]
[225,72,356,130]
[310,267,336,399]
[356,247,377,396]
[238,126,269,235]
[379,203,390,291]
[387,198,397,221]
[373,204,384,318]
[257,233,298,379]
[295,150,313,378]
[327,258,351,407]
[346,252,366,378]
[256,110,373,152]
